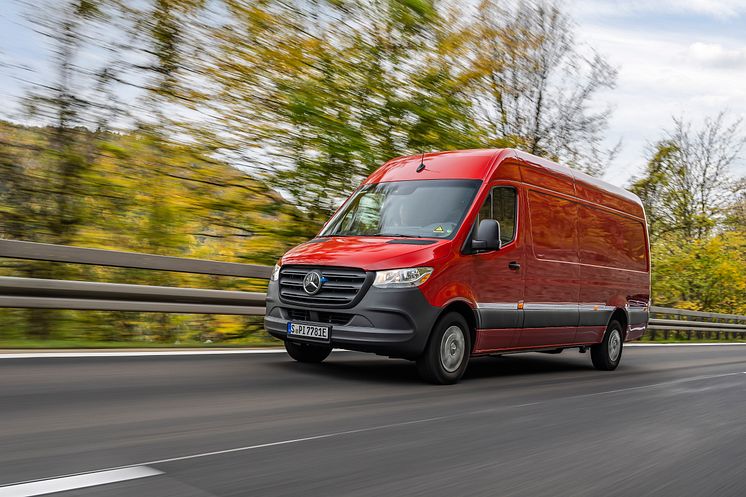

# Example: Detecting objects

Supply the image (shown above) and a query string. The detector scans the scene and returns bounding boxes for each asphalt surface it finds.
[2,345,746,497]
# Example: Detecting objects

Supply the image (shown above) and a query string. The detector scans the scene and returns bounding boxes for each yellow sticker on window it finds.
[433,226,444,233]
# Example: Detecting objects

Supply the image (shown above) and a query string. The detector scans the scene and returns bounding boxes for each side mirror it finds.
[471,219,501,251]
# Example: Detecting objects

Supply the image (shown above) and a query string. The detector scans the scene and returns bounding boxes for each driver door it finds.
[470,184,525,353]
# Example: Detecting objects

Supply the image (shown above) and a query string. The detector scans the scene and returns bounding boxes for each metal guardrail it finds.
[0,239,269,315]
[1,240,745,338]
[648,306,746,340]
[0,239,272,278]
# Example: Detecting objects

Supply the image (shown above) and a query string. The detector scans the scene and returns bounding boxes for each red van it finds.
[265,149,650,384]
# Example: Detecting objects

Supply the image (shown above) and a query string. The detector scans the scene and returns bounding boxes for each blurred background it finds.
[0,0,744,347]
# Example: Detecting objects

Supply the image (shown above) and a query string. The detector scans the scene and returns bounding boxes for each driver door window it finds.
[476,187,517,245]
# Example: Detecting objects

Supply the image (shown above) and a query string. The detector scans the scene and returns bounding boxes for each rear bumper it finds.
[626,306,649,341]
[264,281,440,359]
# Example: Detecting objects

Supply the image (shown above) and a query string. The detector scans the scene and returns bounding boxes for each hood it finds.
[281,236,453,271]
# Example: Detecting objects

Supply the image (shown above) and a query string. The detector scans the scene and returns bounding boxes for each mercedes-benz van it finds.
[265,149,650,384]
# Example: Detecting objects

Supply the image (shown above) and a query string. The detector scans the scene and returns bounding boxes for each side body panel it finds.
[471,153,650,354]
[575,202,650,342]
[572,171,650,341]
[519,164,580,347]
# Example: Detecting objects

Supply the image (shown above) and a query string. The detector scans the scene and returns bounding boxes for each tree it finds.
[1,0,304,343]
[0,121,300,343]
[630,113,745,315]
[461,0,618,175]
[6,0,118,338]
[631,113,745,242]
[404,2,488,153]
[20,0,113,245]
[724,178,746,233]
[652,232,746,314]
[202,0,485,222]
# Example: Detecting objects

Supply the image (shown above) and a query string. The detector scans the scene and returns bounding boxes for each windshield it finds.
[321,179,481,239]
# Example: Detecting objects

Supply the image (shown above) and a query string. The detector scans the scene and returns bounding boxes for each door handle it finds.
[508,261,521,270]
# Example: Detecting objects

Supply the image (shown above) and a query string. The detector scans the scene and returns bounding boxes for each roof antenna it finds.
[416,151,426,173]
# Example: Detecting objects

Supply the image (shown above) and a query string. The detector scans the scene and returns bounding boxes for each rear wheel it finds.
[591,320,623,371]
[417,312,471,385]
[285,340,332,363]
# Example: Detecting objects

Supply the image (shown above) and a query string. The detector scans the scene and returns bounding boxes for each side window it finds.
[476,187,517,244]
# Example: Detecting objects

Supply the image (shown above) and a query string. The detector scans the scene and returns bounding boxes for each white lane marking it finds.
[0,348,353,359]
[627,343,746,347]
[0,416,453,490]
[0,466,162,497]
[3,370,744,490]
[566,372,746,399]
[0,349,284,359]
[143,414,455,466]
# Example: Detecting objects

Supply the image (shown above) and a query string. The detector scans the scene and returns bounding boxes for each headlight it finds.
[373,267,433,288]
[270,263,281,281]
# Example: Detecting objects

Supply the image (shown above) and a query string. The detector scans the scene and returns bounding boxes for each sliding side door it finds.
[519,189,580,347]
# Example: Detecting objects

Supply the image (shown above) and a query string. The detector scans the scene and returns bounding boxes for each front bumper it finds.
[264,280,440,359]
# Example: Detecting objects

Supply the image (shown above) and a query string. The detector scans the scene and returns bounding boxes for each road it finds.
[2,345,746,496]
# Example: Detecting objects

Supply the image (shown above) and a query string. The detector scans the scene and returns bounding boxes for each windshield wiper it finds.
[326,233,429,238]
[373,233,425,238]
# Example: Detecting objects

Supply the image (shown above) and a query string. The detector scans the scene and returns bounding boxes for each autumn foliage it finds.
[0,0,744,344]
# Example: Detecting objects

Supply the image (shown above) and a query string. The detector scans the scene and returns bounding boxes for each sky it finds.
[1,0,745,187]
[568,0,746,184]
[0,1,44,112]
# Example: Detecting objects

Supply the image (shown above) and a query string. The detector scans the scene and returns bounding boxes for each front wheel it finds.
[285,340,332,363]
[417,312,471,385]
[591,320,623,371]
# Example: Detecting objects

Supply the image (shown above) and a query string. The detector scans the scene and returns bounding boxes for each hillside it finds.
[0,121,313,344]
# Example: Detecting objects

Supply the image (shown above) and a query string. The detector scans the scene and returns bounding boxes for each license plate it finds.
[287,322,330,341]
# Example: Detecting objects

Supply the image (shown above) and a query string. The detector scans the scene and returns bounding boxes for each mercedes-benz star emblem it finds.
[303,270,323,295]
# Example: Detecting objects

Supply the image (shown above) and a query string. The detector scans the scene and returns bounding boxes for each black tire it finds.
[285,340,332,363]
[416,312,471,385]
[591,320,624,371]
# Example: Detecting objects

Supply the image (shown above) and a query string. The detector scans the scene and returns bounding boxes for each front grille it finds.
[279,265,368,307]
[286,308,310,321]
[284,308,352,326]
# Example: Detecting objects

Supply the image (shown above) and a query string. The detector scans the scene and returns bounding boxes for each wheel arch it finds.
[435,299,478,350]
[607,307,629,339]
